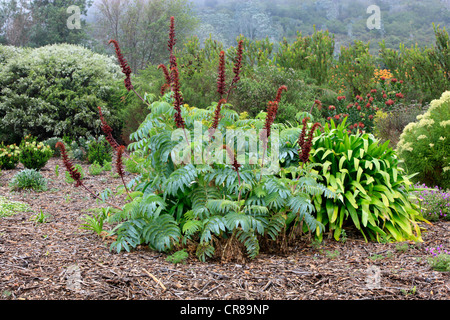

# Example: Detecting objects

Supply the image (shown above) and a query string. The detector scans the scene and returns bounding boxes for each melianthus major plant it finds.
[55,17,333,262]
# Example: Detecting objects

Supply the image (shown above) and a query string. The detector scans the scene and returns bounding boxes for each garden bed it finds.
[0,158,448,300]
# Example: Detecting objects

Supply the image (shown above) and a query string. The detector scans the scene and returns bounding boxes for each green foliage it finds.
[0,195,31,217]
[396,91,450,189]
[320,78,406,134]
[69,136,92,161]
[4,0,93,48]
[87,136,113,165]
[88,161,104,176]
[0,43,123,144]
[275,28,335,85]
[311,119,425,242]
[9,169,48,192]
[0,142,20,170]
[332,40,377,97]
[43,137,64,157]
[165,249,189,264]
[80,208,110,236]
[19,135,53,170]
[30,210,52,224]
[379,25,450,103]
[105,98,335,261]
[428,253,450,272]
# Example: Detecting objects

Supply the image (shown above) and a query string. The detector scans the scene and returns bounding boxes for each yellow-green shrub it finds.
[397,91,450,189]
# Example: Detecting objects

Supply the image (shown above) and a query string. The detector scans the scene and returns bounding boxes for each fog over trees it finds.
[2,0,449,69]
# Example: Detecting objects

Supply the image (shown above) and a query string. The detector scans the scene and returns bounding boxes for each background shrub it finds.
[0,143,20,170]
[43,137,64,157]
[396,91,450,189]
[87,135,113,165]
[0,43,125,144]
[379,25,450,104]
[9,169,48,192]
[19,135,53,170]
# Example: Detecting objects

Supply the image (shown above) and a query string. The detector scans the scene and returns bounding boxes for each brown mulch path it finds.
[0,158,449,300]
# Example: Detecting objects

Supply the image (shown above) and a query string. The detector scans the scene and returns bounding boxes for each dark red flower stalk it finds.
[168,16,176,54]
[261,101,279,142]
[116,145,130,196]
[225,40,244,101]
[158,64,171,94]
[55,142,82,187]
[171,66,185,129]
[168,16,179,85]
[116,145,126,177]
[299,122,321,164]
[274,85,288,103]
[217,51,226,98]
[209,99,227,138]
[98,106,121,151]
[56,141,124,209]
[109,39,133,91]
[297,117,308,154]
[222,144,241,174]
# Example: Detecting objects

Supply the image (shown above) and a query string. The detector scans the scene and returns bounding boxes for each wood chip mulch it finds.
[0,158,449,301]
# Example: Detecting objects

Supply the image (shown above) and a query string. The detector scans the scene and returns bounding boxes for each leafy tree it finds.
[27,0,93,47]
[94,0,198,71]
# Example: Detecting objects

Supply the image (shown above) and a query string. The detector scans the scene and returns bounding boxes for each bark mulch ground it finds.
[0,158,449,301]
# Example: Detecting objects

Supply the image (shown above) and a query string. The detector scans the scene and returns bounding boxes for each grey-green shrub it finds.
[0,44,124,144]
[9,169,48,192]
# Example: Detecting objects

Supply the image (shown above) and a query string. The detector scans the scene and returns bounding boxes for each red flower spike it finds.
[275,85,288,103]
[158,64,171,94]
[217,51,226,98]
[233,40,243,80]
[171,67,185,129]
[222,144,241,173]
[98,106,121,151]
[168,16,176,53]
[261,101,279,141]
[115,145,126,177]
[55,142,82,187]
[109,40,133,91]
[209,99,227,138]
[298,122,321,164]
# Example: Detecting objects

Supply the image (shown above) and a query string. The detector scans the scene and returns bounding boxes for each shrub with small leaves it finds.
[87,136,113,165]
[19,135,53,170]
[397,91,450,189]
[0,143,21,170]
[9,169,48,192]
[43,137,64,157]
[89,161,104,176]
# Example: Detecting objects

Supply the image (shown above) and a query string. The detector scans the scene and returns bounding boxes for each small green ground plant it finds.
[0,196,31,217]
[9,169,48,192]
